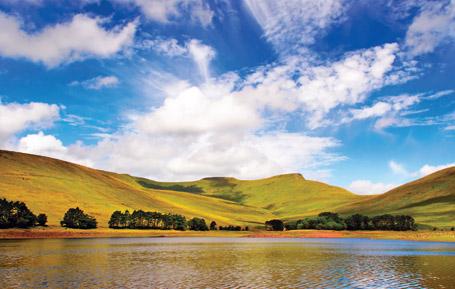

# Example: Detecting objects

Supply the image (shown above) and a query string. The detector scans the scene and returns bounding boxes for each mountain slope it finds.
[0,150,274,227]
[136,173,365,220]
[338,167,455,227]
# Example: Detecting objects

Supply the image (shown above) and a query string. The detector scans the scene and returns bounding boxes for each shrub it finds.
[37,214,47,226]
[61,207,97,229]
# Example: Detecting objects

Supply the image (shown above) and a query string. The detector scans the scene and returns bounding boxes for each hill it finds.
[0,150,274,227]
[137,174,365,221]
[1,150,453,228]
[338,167,455,227]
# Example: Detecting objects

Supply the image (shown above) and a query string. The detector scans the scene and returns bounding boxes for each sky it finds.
[0,0,454,195]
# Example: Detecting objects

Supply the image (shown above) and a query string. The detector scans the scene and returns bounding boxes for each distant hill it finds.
[1,150,453,228]
[338,167,455,227]
[137,173,364,221]
[0,150,274,227]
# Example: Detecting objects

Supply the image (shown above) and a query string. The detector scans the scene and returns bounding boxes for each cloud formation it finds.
[70,76,120,90]
[244,0,346,55]
[115,0,214,27]
[348,179,396,195]
[405,0,455,55]
[0,101,60,145]
[0,12,136,67]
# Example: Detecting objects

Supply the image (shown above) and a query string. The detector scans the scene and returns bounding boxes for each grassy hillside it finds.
[338,167,455,227]
[1,150,453,228]
[0,150,274,227]
[136,173,365,221]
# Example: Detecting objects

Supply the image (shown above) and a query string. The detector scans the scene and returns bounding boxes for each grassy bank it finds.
[1,227,454,242]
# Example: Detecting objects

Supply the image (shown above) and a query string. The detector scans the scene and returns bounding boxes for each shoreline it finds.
[1,227,454,242]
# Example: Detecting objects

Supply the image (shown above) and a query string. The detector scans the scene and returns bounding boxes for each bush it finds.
[61,207,97,229]
[0,198,37,228]
[188,217,209,231]
[265,219,284,231]
[37,214,47,226]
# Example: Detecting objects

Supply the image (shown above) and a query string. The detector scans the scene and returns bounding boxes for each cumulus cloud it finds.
[419,163,455,176]
[114,0,214,27]
[238,43,404,129]
[70,75,119,90]
[0,101,60,145]
[16,131,94,167]
[405,0,455,56]
[348,180,396,195]
[0,12,136,67]
[244,0,346,55]
[389,160,454,178]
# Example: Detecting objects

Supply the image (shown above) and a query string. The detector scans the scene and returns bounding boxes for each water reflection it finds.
[0,238,454,288]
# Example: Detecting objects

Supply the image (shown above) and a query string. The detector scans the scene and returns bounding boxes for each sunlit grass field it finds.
[1,150,454,229]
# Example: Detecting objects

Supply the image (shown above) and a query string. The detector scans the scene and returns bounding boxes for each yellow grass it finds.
[1,227,453,242]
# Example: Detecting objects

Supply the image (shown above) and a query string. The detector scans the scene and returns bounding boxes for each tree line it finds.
[266,212,417,231]
[0,198,47,228]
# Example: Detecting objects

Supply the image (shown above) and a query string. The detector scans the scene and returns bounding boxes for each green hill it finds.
[1,150,453,228]
[338,167,455,227]
[0,150,274,227]
[137,173,364,221]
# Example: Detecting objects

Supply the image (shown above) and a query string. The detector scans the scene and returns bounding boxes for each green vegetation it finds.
[290,212,416,231]
[37,214,47,226]
[0,150,453,229]
[108,210,187,230]
[265,219,285,231]
[61,207,97,229]
[0,198,42,228]
[137,174,366,222]
[187,217,209,231]
[338,167,455,228]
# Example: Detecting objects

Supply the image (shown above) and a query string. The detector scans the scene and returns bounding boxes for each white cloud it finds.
[419,163,455,176]
[244,0,346,55]
[16,132,94,167]
[444,125,455,131]
[0,12,137,67]
[187,39,215,81]
[389,160,411,176]
[17,131,67,156]
[142,38,215,81]
[71,75,119,90]
[228,43,405,130]
[405,0,455,56]
[389,160,454,178]
[348,180,396,195]
[115,0,214,27]
[144,38,187,57]
[0,101,60,145]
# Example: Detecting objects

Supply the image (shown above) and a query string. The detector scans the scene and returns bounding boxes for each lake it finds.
[0,237,454,288]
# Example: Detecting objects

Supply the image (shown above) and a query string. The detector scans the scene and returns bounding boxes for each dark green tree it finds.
[37,213,47,226]
[265,219,284,231]
[209,221,217,230]
[188,217,209,231]
[60,207,97,229]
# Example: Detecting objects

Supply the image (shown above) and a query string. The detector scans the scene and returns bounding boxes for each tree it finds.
[108,211,123,228]
[37,214,47,226]
[265,219,284,231]
[345,214,370,230]
[61,207,97,229]
[210,221,217,230]
[188,217,209,231]
[0,198,37,228]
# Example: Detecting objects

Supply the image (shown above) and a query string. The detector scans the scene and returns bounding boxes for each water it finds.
[0,237,454,288]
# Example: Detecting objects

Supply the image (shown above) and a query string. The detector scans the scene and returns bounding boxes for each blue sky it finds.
[0,0,454,194]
